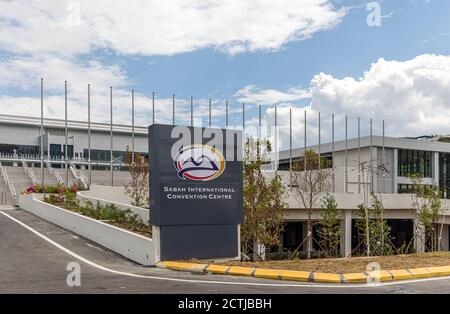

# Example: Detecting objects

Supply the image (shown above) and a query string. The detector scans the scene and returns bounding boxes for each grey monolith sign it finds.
[149,124,243,261]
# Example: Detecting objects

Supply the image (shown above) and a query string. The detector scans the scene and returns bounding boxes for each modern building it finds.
[0,113,149,205]
[275,135,450,257]
[0,114,149,164]
[1,112,450,257]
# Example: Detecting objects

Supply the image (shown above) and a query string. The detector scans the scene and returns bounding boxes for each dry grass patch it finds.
[218,252,450,273]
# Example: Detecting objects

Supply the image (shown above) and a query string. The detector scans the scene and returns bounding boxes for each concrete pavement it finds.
[1,208,450,294]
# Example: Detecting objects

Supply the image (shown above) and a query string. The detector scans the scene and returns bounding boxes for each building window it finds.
[83,149,148,162]
[439,153,450,199]
[398,149,432,178]
[278,153,332,171]
[0,144,40,156]
[397,184,415,194]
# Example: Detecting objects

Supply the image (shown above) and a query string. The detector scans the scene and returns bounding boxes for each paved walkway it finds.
[1,208,450,293]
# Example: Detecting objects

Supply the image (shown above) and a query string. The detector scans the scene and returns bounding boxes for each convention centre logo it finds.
[174,144,226,181]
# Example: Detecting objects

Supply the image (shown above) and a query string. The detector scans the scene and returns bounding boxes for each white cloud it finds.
[0,0,346,128]
[310,54,450,136]
[0,56,128,93]
[239,54,450,149]
[0,0,346,57]
[235,84,311,105]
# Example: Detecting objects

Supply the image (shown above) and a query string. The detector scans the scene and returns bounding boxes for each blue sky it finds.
[117,0,450,97]
[0,0,449,147]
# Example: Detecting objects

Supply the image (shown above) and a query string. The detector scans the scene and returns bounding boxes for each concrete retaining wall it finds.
[19,193,155,265]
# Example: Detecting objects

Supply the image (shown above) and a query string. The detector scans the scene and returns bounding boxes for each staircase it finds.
[0,163,17,205]
[22,158,38,185]
[45,160,64,185]
[4,166,32,196]
[0,176,12,205]
[68,161,88,189]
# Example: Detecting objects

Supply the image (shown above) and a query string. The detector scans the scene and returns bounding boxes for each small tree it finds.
[317,194,341,257]
[124,148,149,208]
[370,195,393,256]
[355,195,393,256]
[409,173,442,252]
[241,137,286,261]
[292,149,332,259]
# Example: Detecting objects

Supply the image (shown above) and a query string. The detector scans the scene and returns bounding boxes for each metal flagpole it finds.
[152,92,155,125]
[65,81,69,187]
[110,87,114,186]
[318,111,321,170]
[289,108,292,190]
[242,103,246,155]
[88,84,91,186]
[225,100,229,128]
[332,113,335,192]
[370,118,373,194]
[275,105,278,174]
[132,89,135,163]
[209,98,212,127]
[345,115,349,193]
[172,94,175,125]
[304,110,307,173]
[242,103,245,130]
[40,78,44,186]
[259,105,262,130]
[358,116,361,194]
[259,105,262,160]
[382,119,385,193]
[190,96,193,127]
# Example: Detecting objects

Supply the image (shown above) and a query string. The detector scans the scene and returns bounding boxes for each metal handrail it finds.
[68,161,88,189]
[22,158,38,185]
[79,170,89,187]
[0,161,16,202]
[45,160,63,185]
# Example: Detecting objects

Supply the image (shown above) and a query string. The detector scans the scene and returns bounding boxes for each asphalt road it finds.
[1,208,450,294]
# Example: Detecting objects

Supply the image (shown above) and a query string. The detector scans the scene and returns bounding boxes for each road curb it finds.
[157,261,450,284]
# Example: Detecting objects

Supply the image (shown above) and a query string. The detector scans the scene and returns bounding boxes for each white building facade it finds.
[276,135,450,257]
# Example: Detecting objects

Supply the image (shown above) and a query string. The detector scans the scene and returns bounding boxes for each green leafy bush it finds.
[42,196,151,237]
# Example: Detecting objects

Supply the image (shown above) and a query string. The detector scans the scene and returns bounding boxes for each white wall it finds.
[19,193,154,265]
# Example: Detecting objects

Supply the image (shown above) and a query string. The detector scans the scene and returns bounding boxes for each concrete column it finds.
[340,209,352,257]
[152,226,161,263]
[414,219,426,253]
[433,151,439,186]
[393,148,398,193]
[13,149,18,167]
[439,224,449,251]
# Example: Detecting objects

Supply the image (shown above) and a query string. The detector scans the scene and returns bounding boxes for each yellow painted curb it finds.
[159,261,450,284]
[342,272,368,283]
[426,266,450,276]
[253,268,282,280]
[366,270,393,281]
[389,269,412,281]
[279,270,310,282]
[227,266,254,276]
[159,261,208,272]
[312,272,341,283]
[205,264,231,274]
[407,267,433,279]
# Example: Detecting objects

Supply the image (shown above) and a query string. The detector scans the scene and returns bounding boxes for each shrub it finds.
[23,183,81,195]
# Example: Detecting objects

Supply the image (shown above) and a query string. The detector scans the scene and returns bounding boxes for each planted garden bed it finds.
[218,252,450,273]
[24,184,151,237]
[20,186,155,265]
